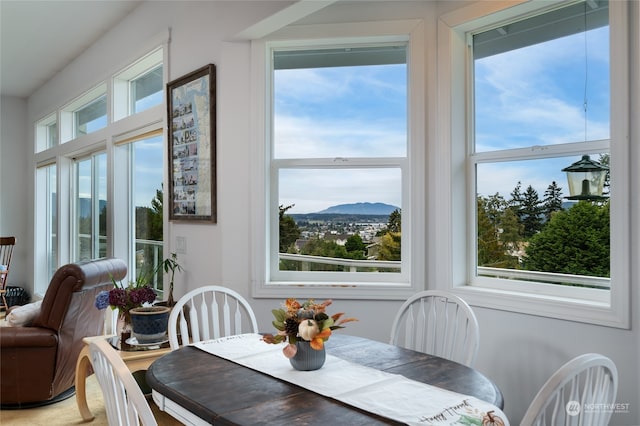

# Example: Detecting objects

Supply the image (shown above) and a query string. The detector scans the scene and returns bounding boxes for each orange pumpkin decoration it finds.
[482,411,505,426]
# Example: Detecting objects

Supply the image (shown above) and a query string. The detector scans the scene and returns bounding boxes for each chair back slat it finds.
[0,237,16,294]
[168,285,258,350]
[89,339,157,426]
[390,290,479,367]
[521,353,618,426]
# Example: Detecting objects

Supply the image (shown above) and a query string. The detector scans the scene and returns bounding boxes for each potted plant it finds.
[95,275,165,347]
[154,252,183,307]
[262,298,357,370]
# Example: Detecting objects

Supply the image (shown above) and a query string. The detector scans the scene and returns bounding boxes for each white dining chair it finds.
[520,353,618,426]
[389,290,479,367]
[168,285,258,350]
[88,339,158,426]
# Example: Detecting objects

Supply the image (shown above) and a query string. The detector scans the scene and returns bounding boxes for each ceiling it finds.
[0,0,143,98]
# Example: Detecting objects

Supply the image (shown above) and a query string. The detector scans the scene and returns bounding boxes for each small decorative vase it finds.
[130,306,171,344]
[290,340,326,371]
[118,312,133,351]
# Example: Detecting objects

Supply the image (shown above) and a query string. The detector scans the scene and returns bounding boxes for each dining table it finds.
[146,333,507,425]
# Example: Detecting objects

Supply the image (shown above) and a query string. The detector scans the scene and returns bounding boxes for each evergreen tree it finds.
[542,181,564,222]
[149,187,164,240]
[598,153,610,196]
[387,209,401,233]
[523,201,609,277]
[477,197,503,266]
[520,185,543,237]
[279,204,301,253]
[509,181,524,212]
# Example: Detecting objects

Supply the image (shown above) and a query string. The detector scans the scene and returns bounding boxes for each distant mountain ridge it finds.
[316,202,399,215]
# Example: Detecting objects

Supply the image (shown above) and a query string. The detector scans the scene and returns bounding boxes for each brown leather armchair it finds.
[0,257,126,408]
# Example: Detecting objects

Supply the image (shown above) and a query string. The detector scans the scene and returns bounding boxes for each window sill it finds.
[449,285,629,329]
[253,280,417,301]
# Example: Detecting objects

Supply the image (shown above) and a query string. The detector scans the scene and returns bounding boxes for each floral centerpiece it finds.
[95,275,157,325]
[262,298,357,359]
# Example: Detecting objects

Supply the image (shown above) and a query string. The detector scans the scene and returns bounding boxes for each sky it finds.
[79,9,610,214]
[274,19,609,214]
[274,63,406,214]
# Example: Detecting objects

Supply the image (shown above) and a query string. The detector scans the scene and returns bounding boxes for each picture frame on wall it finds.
[167,64,216,222]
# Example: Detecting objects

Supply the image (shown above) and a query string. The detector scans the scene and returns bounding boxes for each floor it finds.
[0,309,182,425]
[0,374,182,425]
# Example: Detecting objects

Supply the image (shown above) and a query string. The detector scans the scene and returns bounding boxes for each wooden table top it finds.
[146,334,504,425]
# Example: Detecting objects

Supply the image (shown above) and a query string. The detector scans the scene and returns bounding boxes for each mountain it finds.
[316,202,399,215]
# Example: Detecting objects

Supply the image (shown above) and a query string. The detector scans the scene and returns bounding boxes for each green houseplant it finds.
[155,252,183,307]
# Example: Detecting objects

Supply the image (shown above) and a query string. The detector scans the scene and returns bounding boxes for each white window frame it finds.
[60,84,108,143]
[34,162,58,295]
[113,125,165,288]
[437,0,630,328]
[113,47,164,121]
[32,35,169,296]
[35,113,57,153]
[72,150,108,262]
[250,20,425,300]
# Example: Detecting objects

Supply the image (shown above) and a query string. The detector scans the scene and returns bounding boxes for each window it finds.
[113,48,164,120]
[439,0,629,327]
[35,114,57,153]
[114,130,165,295]
[74,152,107,261]
[131,65,163,114]
[33,42,167,293]
[34,164,57,294]
[252,20,425,299]
[60,84,107,143]
[75,95,107,136]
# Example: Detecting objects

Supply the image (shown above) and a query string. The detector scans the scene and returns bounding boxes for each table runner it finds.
[193,333,509,426]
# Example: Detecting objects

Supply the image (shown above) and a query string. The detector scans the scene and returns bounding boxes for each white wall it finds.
[12,1,639,424]
[0,96,28,291]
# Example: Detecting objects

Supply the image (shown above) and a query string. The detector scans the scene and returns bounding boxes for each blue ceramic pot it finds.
[130,306,171,344]
[289,340,326,371]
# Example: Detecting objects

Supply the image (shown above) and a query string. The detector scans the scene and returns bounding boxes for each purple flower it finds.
[109,288,128,308]
[95,290,110,310]
[94,280,158,312]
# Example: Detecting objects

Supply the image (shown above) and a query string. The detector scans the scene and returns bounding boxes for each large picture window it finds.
[472,1,610,291]
[440,0,629,327]
[253,21,425,298]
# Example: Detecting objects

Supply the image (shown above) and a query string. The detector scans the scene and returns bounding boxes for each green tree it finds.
[377,232,401,261]
[388,209,401,232]
[477,196,520,268]
[520,185,543,238]
[299,238,348,271]
[509,181,524,212]
[279,204,301,253]
[477,197,503,266]
[542,181,564,222]
[598,153,610,196]
[498,207,523,259]
[523,201,610,277]
[344,234,366,259]
[485,193,507,224]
